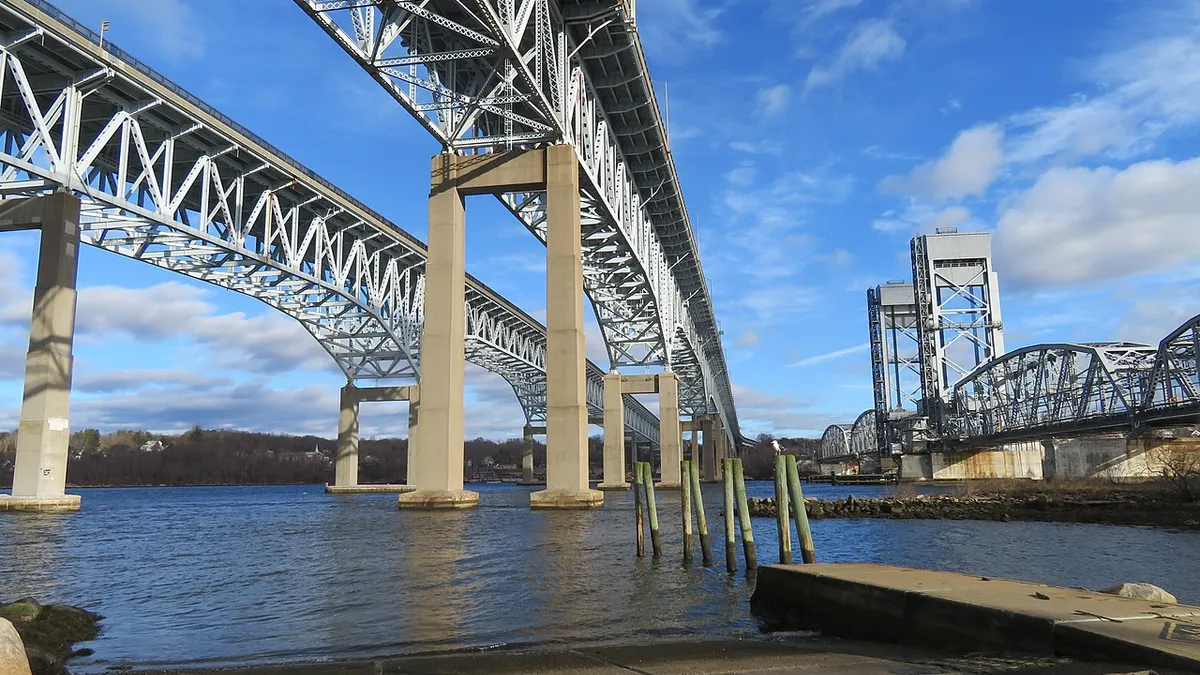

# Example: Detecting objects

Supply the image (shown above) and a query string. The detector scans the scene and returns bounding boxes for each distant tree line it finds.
[0,427,818,487]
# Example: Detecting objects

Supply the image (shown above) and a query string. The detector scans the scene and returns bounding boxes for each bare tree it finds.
[1153,444,1200,502]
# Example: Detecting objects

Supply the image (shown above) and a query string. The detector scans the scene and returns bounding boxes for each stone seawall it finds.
[746,494,1200,529]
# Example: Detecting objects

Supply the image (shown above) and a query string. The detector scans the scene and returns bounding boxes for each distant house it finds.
[140,440,166,453]
[278,446,329,463]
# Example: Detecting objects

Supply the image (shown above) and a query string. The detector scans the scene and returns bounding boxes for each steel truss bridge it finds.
[293,0,740,444]
[0,0,662,444]
[823,314,1200,459]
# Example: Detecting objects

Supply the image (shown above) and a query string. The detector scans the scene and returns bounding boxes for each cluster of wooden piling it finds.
[632,458,765,572]
[774,454,816,564]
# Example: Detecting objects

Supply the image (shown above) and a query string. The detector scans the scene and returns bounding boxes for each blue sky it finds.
[4,0,1200,440]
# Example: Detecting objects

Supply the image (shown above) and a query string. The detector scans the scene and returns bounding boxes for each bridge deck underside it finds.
[293,0,739,448]
[0,0,659,445]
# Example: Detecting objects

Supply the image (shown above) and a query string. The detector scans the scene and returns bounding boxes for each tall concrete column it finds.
[532,145,602,509]
[701,416,717,482]
[657,371,682,488]
[598,372,628,490]
[521,425,535,484]
[714,416,727,481]
[406,386,420,486]
[335,384,360,487]
[400,155,478,509]
[6,194,82,512]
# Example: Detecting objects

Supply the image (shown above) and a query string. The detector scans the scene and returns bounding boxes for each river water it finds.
[2,483,1198,671]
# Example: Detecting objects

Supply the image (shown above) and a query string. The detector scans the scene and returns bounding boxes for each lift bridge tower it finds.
[869,228,1005,453]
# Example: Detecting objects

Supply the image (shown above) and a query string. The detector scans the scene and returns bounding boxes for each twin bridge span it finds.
[0,0,739,512]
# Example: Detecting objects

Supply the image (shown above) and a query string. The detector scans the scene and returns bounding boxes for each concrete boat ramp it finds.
[752,563,1200,672]
[143,635,1194,675]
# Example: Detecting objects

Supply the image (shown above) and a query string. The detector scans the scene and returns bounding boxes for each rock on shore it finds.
[0,600,101,675]
[745,492,1200,529]
[1,618,31,675]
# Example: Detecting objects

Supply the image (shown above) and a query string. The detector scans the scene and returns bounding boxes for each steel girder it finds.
[947,343,1157,442]
[0,0,658,445]
[1143,313,1200,415]
[292,0,740,442]
[849,409,877,459]
[818,424,852,461]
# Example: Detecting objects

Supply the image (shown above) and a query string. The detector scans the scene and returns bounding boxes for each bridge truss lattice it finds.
[0,0,659,443]
[293,0,740,443]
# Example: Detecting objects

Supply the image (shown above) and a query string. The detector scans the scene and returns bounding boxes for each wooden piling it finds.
[634,454,645,558]
[689,458,712,566]
[732,458,757,571]
[681,460,694,563]
[722,458,737,572]
[774,455,792,564]
[642,462,662,557]
[785,454,817,564]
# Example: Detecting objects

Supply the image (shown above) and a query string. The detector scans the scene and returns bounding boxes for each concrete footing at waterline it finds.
[529,488,604,509]
[596,482,630,491]
[0,494,80,512]
[751,563,1200,672]
[397,490,479,509]
[324,484,417,495]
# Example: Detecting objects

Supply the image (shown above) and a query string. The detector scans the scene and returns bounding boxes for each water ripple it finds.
[1,483,1197,671]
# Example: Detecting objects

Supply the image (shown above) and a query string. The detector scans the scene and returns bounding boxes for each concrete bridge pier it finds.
[714,415,727,481]
[520,425,536,484]
[335,384,360,488]
[400,152,477,509]
[531,145,602,509]
[1,194,82,513]
[598,371,629,490]
[618,372,681,488]
[328,384,419,494]
[400,147,598,509]
[701,415,717,482]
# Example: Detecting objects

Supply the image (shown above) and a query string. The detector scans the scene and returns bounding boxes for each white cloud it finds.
[1113,296,1200,345]
[736,285,822,324]
[817,249,854,267]
[806,20,906,90]
[732,384,852,436]
[872,203,972,234]
[736,331,759,349]
[1006,4,1200,165]
[995,156,1200,288]
[729,140,785,155]
[790,343,868,368]
[881,124,1004,199]
[639,0,724,59]
[77,0,206,62]
[757,84,792,119]
[717,165,852,284]
[74,282,336,374]
[801,0,864,22]
[925,206,971,232]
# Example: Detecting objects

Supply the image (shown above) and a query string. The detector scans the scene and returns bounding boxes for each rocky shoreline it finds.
[747,492,1200,529]
[0,599,101,675]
